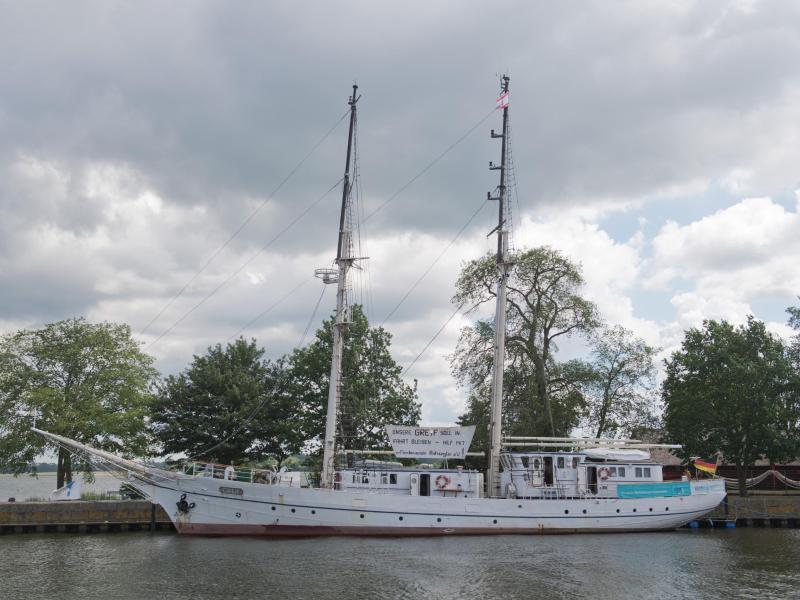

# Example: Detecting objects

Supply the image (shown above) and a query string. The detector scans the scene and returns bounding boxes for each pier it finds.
[0,500,174,534]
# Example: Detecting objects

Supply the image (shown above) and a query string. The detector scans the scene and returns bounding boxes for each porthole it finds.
[436,517,442,523]
[291,508,295,513]
[271,506,276,511]
[633,508,637,513]
[665,507,669,512]
[360,514,365,519]
[311,510,316,515]
[616,509,620,513]
[493,519,498,524]
[564,510,569,515]
[649,508,653,512]
[582,509,587,514]
[518,505,522,509]
[398,516,403,521]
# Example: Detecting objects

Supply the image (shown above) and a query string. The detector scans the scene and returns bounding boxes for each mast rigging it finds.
[318,84,360,489]
[486,75,511,498]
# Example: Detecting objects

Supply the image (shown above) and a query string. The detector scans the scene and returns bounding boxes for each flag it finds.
[496,91,509,110]
[50,479,82,501]
[694,459,717,475]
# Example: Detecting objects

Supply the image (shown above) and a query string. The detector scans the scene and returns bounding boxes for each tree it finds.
[663,317,800,494]
[452,246,600,437]
[150,338,298,466]
[286,304,420,452]
[0,318,157,487]
[787,301,800,371]
[584,326,658,438]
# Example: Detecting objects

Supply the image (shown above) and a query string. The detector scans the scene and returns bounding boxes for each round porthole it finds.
[665,507,669,512]
[360,514,365,519]
[398,516,403,521]
[311,510,316,515]
[633,509,637,513]
[493,519,498,524]
[564,510,569,515]
[649,508,653,512]
[437,517,442,523]
[271,506,276,511]
[616,509,620,513]
[582,509,587,515]
[291,508,295,513]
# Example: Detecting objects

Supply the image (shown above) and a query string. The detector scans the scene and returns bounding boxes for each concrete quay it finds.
[0,500,174,534]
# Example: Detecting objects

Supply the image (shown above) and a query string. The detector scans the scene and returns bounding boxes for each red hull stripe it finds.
[175,522,678,537]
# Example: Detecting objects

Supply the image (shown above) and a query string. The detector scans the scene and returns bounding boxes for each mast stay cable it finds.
[147,176,344,351]
[139,108,350,336]
[381,199,488,326]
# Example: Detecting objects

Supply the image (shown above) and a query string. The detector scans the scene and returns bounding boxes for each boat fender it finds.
[176,493,196,514]
[435,475,450,489]
[598,467,611,481]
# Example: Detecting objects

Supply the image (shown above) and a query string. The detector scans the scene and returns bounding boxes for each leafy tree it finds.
[452,247,600,437]
[0,318,157,487]
[663,317,800,494]
[286,304,420,453]
[583,326,658,438]
[150,338,297,466]
[787,301,800,371]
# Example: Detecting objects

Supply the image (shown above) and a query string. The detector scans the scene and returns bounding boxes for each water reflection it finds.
[1,529,798,600]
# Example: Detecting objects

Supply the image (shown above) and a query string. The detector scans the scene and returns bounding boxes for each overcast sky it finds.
[1,1,799,425]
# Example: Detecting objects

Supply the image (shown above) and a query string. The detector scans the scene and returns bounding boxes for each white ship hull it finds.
[135,474,726,536]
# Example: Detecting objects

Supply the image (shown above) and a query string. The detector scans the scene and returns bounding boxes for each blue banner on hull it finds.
[616,481,691,499]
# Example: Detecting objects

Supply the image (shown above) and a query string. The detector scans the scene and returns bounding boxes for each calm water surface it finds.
[1,529,798,600]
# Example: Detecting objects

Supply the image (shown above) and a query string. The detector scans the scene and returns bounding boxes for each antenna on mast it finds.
[486,74,511,498]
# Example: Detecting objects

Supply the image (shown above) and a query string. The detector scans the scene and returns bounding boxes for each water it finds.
[0,473,123,501]
[1,529,798,600]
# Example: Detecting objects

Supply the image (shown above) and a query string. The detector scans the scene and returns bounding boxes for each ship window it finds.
[389,474,397,485]
[533,458,541,470]
[644,468,651,478]
[521,457,529,468]
[609,467,617,477]
[557,457,565,469]
[572,457,579,468]
[362,476,369,484]
[618,467,626,478]
[635,467,643,478]
[381,473,388,485]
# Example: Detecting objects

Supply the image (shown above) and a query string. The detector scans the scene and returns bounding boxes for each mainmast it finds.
[486,75,510,498]
[318,84,360,489]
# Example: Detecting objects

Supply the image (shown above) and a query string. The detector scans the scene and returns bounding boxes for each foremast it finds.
[487,75,511,498]
[319,84,360,489]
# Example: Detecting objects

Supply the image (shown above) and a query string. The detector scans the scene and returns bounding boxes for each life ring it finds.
[598,467,610,481]
[435,474,451,489]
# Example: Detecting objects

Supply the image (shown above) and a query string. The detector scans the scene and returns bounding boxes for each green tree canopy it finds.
[663,317,800,494]
[0,318,157,487]
[286,304,421,453]
[452,246,600,440]
[583,326,658,438]
[150,338,297,466]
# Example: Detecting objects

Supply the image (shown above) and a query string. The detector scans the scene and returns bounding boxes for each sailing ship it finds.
[35,77,726,535]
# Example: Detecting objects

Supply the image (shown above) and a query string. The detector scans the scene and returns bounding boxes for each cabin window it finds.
[643,468,651,478]
[618,467,626,478]
[380,473,388,485]
[389,474,397,485]
[635,467,642,478]
[609,467,617,477]
[521,457,529,468]
[362,476,369,484]
[533,458,541,470]
[572,457,579,468]
[557,457,565,469]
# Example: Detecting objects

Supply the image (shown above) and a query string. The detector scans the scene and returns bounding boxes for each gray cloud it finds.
[2,1,800,422]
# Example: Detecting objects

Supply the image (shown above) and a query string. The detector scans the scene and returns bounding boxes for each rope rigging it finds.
[139,108,350,337]
[146,176,344,351]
